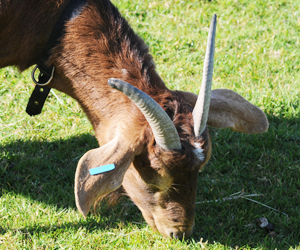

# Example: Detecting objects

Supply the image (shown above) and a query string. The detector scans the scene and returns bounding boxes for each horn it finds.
[108,78,181,150]
[193,14,217,137]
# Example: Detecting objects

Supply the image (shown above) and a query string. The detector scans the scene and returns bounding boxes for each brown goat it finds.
[0,0,268,239]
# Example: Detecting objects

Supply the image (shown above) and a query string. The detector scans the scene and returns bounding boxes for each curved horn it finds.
[108,78,181,150]
[193,14,217,137]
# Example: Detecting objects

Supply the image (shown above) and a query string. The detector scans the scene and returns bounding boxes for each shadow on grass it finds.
[0,134,98,209]
[0,133,145,236]
[1,114,299,249]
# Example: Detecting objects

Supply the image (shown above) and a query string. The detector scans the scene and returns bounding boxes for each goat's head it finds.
[74,15,268,239]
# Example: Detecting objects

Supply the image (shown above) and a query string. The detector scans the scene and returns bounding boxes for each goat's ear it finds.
[178,89,268,134]
[208,89,268,133]
[75,137,134,217]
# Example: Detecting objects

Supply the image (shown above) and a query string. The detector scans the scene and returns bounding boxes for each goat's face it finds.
[122,128,211,239]
[74,15,268,239]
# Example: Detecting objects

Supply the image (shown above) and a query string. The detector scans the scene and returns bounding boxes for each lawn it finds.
[1,0,300,249]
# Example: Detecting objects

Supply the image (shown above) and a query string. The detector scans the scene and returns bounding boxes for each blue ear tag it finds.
[89,164,115,175]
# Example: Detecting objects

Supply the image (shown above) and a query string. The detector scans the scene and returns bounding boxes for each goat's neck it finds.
[46,0,171,146]
[49,66,165,147]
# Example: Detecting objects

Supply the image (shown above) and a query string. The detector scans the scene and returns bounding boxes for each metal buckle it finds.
[31,65,55,86]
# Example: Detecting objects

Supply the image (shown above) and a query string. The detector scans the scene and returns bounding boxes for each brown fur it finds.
[0,0,268,239]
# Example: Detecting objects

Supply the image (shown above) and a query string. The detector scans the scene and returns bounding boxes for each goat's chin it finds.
[139,210,158,232]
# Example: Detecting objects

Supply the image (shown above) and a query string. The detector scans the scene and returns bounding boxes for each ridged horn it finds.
[193,14,217,137]
[108,78,181,150]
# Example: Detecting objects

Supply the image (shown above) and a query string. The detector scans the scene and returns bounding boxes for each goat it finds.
[0,0,268,239]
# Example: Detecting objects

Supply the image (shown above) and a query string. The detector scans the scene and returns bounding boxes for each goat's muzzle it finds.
[160,222,195,240]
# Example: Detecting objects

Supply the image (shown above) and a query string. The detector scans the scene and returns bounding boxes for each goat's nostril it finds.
[166,225,194,240]
[169,231,184,240]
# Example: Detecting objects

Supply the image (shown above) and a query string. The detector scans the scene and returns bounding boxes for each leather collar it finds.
[26,0,87,116]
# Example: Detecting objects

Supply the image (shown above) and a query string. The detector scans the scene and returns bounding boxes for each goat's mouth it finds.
[155,221,195,240]
[143,212,195,240]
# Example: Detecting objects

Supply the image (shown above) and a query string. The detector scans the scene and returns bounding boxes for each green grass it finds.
[1,0,300,249]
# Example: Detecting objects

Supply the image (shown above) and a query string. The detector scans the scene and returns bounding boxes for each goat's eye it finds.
[176,147,185,154]
[147,185,161,193]
[172,144,185,155]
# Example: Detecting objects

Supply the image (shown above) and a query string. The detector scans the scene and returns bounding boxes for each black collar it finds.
[26,0,87,116]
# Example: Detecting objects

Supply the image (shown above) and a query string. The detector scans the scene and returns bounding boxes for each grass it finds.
[1,0,300,249]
